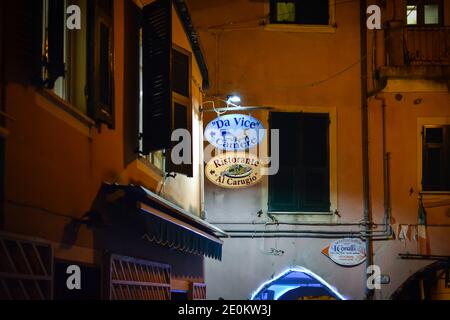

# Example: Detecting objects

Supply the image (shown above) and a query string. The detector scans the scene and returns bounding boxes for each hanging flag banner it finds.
[205,114,265,151]
[322,238,367,267]
[205,152,263,189]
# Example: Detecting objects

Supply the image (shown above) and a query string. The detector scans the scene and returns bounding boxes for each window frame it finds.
[269,0,333,26]
[422,124,450,192]
[138,39,194,176]
[268,111,332,214]
[168,45,193,177]
[42,0,88,114]
[41,0,115,127]
[406,0,444,27]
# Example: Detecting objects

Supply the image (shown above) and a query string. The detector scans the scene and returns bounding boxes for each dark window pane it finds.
[423,125,450,191]
[172,49,189,97]
[426,127,443,143]
[271,0,329,25]
[426,148,442,186]
[297,0,329,25]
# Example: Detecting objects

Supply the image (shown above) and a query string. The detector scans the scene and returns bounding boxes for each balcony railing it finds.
[405,27,450,65]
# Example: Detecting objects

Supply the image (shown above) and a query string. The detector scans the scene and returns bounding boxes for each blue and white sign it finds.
[205,114,266,151]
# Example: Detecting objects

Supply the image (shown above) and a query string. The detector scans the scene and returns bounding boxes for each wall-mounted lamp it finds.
[200,94,273,114]
[226,95,241,105]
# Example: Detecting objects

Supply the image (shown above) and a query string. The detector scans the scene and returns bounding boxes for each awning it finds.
[105,184,225,261]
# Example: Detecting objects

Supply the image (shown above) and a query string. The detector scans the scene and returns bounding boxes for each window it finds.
[138,17,193,176]
[406,0,443,26]
[422,125,450,192]
[170,46,193,177]
[42,0,88,114]
[41,0,114,127]
[138,29,166,172]
[270,0,330,25]
[269,112,330,213]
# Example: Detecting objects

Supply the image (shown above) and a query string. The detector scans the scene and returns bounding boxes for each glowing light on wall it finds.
[250,267,347,301]
[226,95,241,104]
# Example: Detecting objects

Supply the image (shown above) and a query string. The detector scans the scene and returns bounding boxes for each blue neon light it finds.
[250,267,347,300]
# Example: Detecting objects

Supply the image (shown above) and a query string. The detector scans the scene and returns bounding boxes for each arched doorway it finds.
[250,267,346,300]
[391,261,450,300]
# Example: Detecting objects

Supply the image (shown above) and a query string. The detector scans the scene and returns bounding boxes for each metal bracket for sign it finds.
[200,106,274,113]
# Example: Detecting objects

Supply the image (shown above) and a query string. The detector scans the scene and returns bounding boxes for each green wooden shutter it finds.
[123,0,141,166]
[269,112,330,213]
[142,0,173,154]
[269,112,302,212]
[44,0,65,89]
[88,0,115,129]
[299,113,330,212]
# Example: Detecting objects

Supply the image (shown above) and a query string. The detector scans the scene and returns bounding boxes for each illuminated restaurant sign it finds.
[322,239,367,267]
[205,153,263,189]
[205,114,265,151]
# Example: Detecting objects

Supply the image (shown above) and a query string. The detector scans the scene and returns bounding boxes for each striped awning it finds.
[105,184,225,260]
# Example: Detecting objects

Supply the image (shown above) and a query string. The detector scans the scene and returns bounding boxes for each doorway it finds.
[251,267,345,301]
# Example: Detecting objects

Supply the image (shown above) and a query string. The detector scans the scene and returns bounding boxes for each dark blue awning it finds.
[105,184,225,261]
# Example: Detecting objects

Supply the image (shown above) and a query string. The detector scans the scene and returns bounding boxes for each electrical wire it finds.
[5,199,84,222]
[197,0,426,90]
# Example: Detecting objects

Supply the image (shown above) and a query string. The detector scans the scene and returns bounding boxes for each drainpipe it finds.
[360,0,375,300]
[375,95,391,227]
[200,101,206,220]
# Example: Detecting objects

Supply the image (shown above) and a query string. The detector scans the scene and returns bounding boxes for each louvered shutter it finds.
[269,112,301,212]
[300,114,330,212]
[269,112,330,213]
[45,0,65,89]
[142,0,173,154]
[88,0,115,128]
[123,0,142,166]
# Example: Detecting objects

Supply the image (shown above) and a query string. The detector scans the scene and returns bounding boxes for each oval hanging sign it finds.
[322,238,367,267]
[205,114,265,151]
[205,152,263,189]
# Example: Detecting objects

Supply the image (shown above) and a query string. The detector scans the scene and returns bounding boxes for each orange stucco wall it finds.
[2,0,206,282]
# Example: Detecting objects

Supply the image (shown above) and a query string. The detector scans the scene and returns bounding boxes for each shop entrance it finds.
[391,261,450,300]
[251,267,345,300]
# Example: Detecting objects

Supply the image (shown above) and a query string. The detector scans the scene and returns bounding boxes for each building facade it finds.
[0,0,223,300]
[187,0,450,300]
[1,0,449,301]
